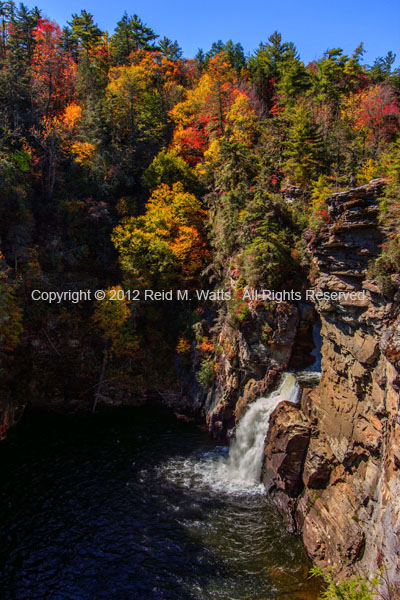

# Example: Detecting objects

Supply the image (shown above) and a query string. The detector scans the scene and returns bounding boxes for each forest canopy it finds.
[0,2,399,397]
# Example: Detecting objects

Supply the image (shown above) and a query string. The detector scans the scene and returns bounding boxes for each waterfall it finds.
[223,373,300,485]
[162,373,301,494]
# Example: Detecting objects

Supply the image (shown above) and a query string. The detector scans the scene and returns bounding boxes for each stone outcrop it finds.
[262,401,311,530]
[201,298,299,438]
[263,179,400,584]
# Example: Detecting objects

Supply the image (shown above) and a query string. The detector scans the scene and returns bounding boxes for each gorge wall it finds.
[262,179,400,584]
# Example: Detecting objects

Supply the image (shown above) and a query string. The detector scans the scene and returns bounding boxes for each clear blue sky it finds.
[24,0,400,66]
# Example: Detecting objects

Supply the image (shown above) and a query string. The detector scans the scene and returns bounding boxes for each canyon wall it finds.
[263,179,400,583]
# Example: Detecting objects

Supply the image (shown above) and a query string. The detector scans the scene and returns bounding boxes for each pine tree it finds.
[65,10,102,57]
[0,2,40,131]
[158,36,182,61]
[249,31,307,109]
[205,40,245,74]
[111,13,158,65]
[283,102,325,185]
[312,46,365,110]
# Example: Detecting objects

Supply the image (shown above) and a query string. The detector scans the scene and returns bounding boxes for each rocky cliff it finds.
[263,179,400,584]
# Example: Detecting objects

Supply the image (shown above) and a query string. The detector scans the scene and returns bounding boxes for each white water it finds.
[163,325,322,495]
[162,372,301,495]
[221,372,300,485]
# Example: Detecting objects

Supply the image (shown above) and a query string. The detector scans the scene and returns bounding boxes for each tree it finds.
[0,2,40,130]
[0,1,15,60]
[342,84,400,155]
[0,253,23,364]
[29,102,83,200]
[205,39,246,74]
[31,114,62,200]
[31,18,75,117]
[226,91,259,145]
[112,182,207,289]
[106,59,165,148]
[92,285,138,411]
[283,101,325,184]
[158,36,182,61]
[369,51,400,92]
[311,46,366,111]
[194,48,205,73]
[65,10,102,57]
[249,32,308,109]
[93,285,137,358]
[239,194,296,289]
[310,566,379,600]
[142,148,199,193]
[111,12,158,64]
[170,53,239,164]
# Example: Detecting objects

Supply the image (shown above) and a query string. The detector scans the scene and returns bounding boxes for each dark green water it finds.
[0,406,321,600]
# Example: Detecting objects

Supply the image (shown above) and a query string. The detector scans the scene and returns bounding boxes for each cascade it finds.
[223,373,300,485]
[163,372,312,494]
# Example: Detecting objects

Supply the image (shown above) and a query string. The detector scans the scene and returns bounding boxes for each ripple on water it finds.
[0,406,322,600]
[159,447,267,496]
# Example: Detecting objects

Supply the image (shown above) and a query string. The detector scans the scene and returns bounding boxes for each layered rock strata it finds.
[263,179,400,583]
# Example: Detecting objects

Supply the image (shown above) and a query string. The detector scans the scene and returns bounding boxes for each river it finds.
[0,388,321,600]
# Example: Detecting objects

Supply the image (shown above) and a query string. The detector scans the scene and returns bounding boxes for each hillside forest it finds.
[0,3,400,414]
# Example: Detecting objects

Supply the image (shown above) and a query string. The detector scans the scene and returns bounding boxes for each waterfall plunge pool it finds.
[0,387,321,600]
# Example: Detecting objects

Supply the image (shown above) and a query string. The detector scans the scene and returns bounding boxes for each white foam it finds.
[160,373,300,496]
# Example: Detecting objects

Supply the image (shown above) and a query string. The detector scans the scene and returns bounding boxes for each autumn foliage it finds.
[31,19,75,115]
[0,2,399,401]
[113,183,208,288]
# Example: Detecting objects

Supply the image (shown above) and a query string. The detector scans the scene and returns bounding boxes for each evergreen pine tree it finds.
[111,13,158,64]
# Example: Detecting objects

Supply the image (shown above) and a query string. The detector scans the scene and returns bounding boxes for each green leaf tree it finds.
[283,101,325,185]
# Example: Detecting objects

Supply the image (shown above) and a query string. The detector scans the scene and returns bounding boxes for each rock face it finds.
[262,401,310,530]
[201,299,299,438]
[263,180,400,583]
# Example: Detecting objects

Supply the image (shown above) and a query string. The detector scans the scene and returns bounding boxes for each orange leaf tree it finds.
[31,18,75,116]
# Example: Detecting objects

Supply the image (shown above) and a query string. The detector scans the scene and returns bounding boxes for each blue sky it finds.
[24,0,399,66]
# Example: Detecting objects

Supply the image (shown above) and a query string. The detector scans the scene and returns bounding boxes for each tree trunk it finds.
[92,339,109,412]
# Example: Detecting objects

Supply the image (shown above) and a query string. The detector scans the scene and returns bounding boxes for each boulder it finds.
[263,401,311,498]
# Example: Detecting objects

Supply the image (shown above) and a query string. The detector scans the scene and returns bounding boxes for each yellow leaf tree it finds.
[112,182,208,288]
